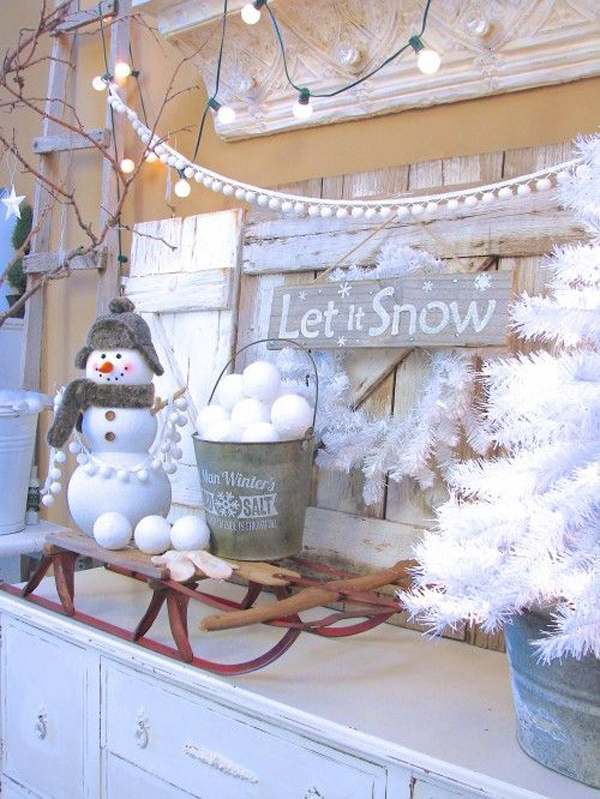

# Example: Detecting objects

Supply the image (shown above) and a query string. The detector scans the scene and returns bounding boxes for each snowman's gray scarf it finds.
[47,379,155,449]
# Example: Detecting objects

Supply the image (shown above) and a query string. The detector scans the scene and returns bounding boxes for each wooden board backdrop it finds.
[236,140,580,652]
[130,141,579,652]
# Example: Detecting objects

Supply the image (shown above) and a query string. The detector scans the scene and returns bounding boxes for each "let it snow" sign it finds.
[268,272,512,349]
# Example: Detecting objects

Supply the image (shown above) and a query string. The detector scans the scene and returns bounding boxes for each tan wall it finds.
[1,3,599,524]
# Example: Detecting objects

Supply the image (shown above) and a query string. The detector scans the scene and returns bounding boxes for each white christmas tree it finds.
[402,136,600,662]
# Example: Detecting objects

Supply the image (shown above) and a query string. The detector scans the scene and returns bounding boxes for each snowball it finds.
[242,361,281,403]
[241,422,281,443]
[170,515,211,551]
[203,419,244,442]
[197,404,229,436]
[270,394,313,439]
[134,515,172,555]
[214,373,246,411]
[231,397,271,429]
[93,511,132,550]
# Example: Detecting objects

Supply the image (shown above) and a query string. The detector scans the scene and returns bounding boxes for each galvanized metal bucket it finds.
[193,339,318,561]
[504,608,600,788]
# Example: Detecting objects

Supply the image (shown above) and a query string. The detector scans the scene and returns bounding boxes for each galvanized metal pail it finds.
[504,608,600,788]
[193,339,318,561]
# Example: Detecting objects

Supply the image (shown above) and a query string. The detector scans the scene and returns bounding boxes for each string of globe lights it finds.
[91,1,584,218]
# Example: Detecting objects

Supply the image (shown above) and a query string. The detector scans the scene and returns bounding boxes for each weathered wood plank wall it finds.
[237,142,576,651]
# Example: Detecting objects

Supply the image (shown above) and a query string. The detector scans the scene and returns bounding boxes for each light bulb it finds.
[216,104,236,125]
[174,178,191,198]
[120,158,135,174]
[293,89,313,120]
[92,75,107,91]
[241,3,261,24]
[145,151,158,163]
[417,48,441,75]
[114,61,132,80]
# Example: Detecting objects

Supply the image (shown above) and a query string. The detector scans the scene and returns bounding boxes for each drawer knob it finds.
[34,711,48,741]
[135,714,150,749]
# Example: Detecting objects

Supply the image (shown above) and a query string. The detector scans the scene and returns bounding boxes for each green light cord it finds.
[191,0,229,161]
[190,0,434,156]
[265,0,433,99]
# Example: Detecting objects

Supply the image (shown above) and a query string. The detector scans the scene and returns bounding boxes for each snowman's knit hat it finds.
[74,296,164,375]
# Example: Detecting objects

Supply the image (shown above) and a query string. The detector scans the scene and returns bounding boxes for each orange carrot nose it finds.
[99,362,114,373]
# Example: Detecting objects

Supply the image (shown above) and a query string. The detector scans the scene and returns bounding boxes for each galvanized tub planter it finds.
[504,608,600,788]
[193,339,318,561]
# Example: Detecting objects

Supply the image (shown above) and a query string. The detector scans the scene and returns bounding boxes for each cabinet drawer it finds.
[105,753,196,798]
[1,621,88,799]
[104,663,386,799]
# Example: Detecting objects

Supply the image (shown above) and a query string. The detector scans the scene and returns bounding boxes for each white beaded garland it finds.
[50,467,62,480]
[49,482,62,495]
[245,191,256,203]
[535,177,552,191]
[320,207,333,218]
[352,207,365,217]
[55,451,67,464]
[336,208,348,219]
[396,206,409,217]
[69,441,81,454]
[184,166,194,179]
[174,397,188,411]
[41,494,55,507]
[517,184,531,197]
[100,465,113,478]
[203,175,213,187]
[223,184,235,196]
[194,171,204,183]
[294,202,306,216]
[257,194,269,206]
[464,195,478,207]
[137,469,149,483]
[379,207,391,217]
[170,446,183,460]
[268,197,280,209]
[235,188,246,200]
[176,413,187,427]
[85,462,98,476]
[446,198,459,211]
[411,204,424,216]
[482,192,495,204]
[76,453,89,465]
[498,186,513,199]
[151,458,163,471]
[163,462,177,475]
[308,205,320,217]
[117,469,129,482]
[364,208,377,219]
[425,202,438,214]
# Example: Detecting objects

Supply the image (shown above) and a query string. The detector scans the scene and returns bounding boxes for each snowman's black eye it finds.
[101,353,106,359]
[116,353,122,359]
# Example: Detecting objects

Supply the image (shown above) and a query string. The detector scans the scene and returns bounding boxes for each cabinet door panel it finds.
[2,621,87,799]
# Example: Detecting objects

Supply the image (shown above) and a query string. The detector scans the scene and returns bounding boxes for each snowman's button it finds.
[105,410,116,421]
[105,432,116,442]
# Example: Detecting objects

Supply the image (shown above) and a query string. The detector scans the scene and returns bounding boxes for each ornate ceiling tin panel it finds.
[134,0,600,139]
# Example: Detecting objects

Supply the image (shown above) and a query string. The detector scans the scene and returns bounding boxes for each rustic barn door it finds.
[125,209,243,518]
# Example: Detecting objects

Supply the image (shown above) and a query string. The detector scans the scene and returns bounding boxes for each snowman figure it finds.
[46,297,173,536]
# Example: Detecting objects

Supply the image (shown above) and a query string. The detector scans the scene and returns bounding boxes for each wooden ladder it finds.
[20,0,132,391]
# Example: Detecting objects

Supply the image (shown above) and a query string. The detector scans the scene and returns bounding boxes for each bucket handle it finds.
[208,338,319,436]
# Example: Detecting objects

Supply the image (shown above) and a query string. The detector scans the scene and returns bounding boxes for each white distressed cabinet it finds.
[0,569,594,799]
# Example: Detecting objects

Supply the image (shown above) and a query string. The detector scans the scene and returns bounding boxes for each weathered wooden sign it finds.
[268,272,513,348]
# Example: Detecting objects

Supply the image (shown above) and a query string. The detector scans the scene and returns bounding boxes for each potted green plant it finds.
[5,203,32,318]
[401,136,599,789]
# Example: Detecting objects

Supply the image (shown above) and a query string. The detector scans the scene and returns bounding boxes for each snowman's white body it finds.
[67,348,172,536]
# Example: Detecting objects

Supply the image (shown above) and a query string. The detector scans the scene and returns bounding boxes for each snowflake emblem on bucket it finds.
[214,492,241,517]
